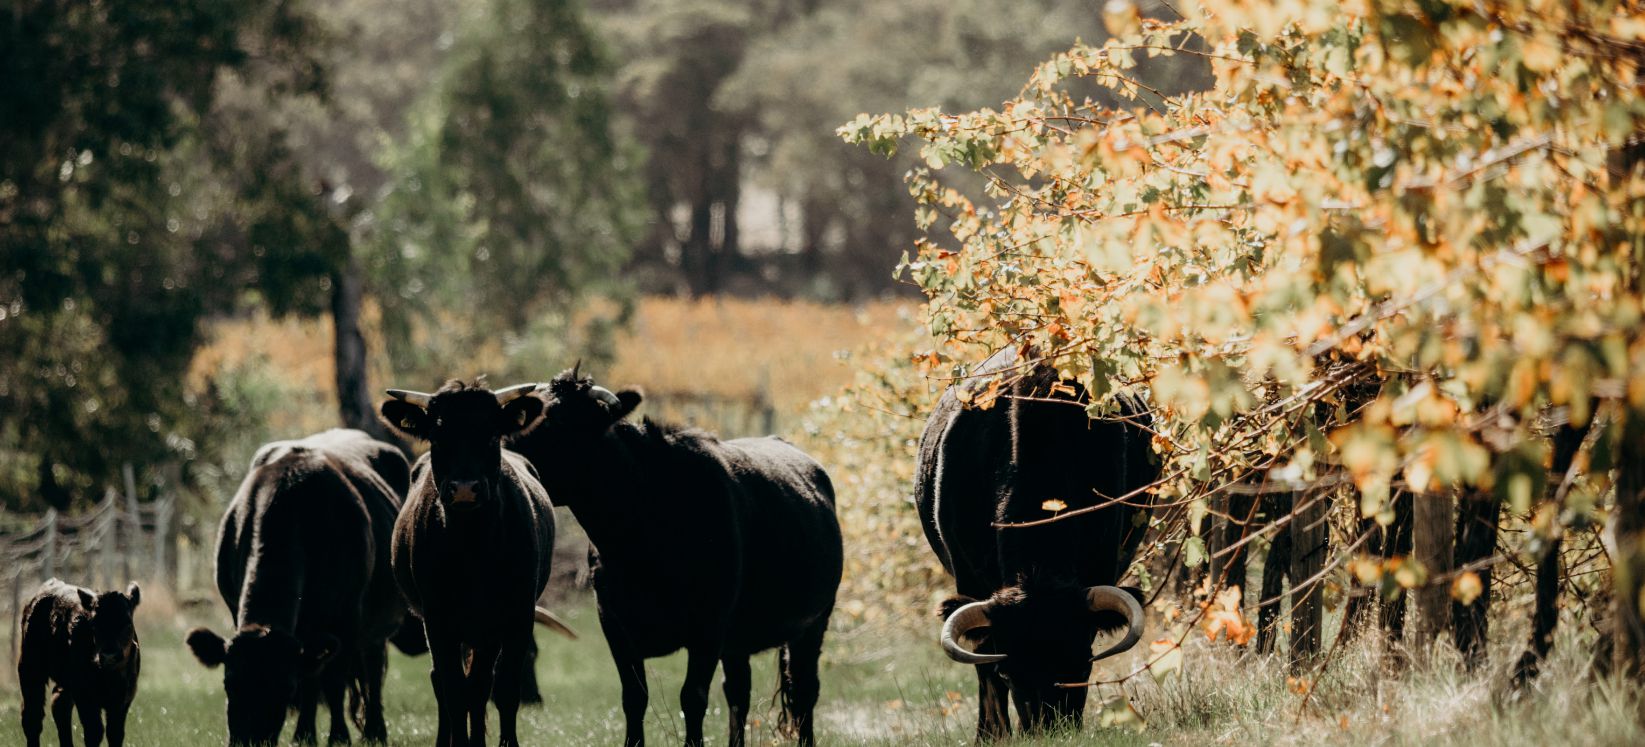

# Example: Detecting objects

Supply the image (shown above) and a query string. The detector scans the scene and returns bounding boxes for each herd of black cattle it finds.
[17,350,1159,746]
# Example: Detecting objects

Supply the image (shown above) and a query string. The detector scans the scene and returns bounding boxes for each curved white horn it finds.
[385,389,432,407]
[571,359,582,379]
[1087,585,1144,661]
[590,385,622,408]
[495,383,539,405]
[534,606,578,640]
[940,601,1007,665]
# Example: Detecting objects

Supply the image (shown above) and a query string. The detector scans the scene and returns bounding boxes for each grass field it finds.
[3,592,1642,746]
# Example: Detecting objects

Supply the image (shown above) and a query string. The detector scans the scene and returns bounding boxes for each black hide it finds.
[187,428,408,745]
[508,369,843,747]
[915,347,1156,739]
[18,579,141,747]
[382,382,557,747]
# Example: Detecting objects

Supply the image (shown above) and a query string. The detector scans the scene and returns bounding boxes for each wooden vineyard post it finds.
[1289,490,1328,670]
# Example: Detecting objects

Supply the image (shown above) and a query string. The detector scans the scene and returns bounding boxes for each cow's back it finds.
[241,430,407,640]
[18,581,81,685]
[718,436,842,652]
[916,349,1156,594]
[217,447,375,634]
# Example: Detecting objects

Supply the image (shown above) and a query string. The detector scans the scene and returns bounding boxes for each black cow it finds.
[508,366,843,747]
[186,429,409,745]
[18,579,141,747]
[379,381,559,747]
[916,348,1155,739]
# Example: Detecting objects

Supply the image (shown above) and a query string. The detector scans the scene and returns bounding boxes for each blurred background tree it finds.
[0,0,341,510]
[1,0,1174,511]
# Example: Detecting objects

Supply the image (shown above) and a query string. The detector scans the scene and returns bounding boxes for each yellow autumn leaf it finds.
[1452,571,1484,606]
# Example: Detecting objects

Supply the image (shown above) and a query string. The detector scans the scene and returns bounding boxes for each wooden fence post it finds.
[152,496,171,589]
[1451,487,1501,669]
[101,489,117,589]
[122,463,139,581]
[1410,491,1455,656]
[42,508,57,580]
[1256,492,1293,655]
[1289,489,1328,670]
[10,571,22,660]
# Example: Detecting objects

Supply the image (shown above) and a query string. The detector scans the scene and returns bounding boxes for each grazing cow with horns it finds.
[187,429,410,745]
[507,365,842,747]
[18,579,141,747]
[379,381,566,747]
[916,348,1156,739]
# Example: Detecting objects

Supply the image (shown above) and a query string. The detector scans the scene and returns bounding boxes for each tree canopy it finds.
[846,0,1645,672]
[0,0,340,509]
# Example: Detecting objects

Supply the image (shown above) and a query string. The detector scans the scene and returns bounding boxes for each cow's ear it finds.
[379,399,431,442]
[301,633,341,675]
[77,588,96,609]
[499,393,547,439]
[186,628,228,668]
[125,582,141,609]
[936,595,981,620]
[613,389,643,421]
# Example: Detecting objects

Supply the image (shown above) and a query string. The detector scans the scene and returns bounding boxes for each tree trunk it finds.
[1614,413,1645,681]
[1257,492,1293,655]
[1410,492,1455,654]
[1341,490,1414,644]
[684,198,715,296]
[1289,490,1327,669]
[331,257,398,450]
[1451,487,1501,668]
[1515,423,1584,685]
[1379,491,1415,640]
[1209,493,1256,610]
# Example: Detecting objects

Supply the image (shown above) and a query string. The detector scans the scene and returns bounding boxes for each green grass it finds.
[2,596,1642,746]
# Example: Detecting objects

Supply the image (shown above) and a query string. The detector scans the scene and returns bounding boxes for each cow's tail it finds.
[776,645,799,739]
[348,664,367,734]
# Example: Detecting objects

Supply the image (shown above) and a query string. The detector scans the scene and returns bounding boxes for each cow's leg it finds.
[18,648,47,747]
[360,643,390,743]
[104,703,128,747]
[779,619,827,747]
[492,621,532,747]
[294,676,321,745]
[464,640,501,747]
[680,646,720,747]
[323,657,352,745]
[426,624,469,747]
[598,612,648,747]
[74,699,104,747]
[513,635,542,707]
[50,688,74,747]
[721,654,751,747]
[975,664,1012,742]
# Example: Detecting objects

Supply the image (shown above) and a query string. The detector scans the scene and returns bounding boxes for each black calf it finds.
[18,579,141,747]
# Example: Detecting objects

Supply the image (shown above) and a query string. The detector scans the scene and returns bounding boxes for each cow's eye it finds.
[400,417,417,429]
[516,410,528,427]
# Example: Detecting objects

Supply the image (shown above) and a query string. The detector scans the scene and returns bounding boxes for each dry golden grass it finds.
[601,296,915,414]
[191,296,915,426]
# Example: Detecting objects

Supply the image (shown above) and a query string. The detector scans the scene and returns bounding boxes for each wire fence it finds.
[0,464,177,664]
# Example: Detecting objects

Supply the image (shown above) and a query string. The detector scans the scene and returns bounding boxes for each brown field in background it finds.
[189,296,920,435]
[601,296,916,414]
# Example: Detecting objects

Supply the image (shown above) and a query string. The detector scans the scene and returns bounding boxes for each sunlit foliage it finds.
[846,0,1645,665]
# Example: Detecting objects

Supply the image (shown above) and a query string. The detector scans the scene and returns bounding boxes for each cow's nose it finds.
[445,480,481,504]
